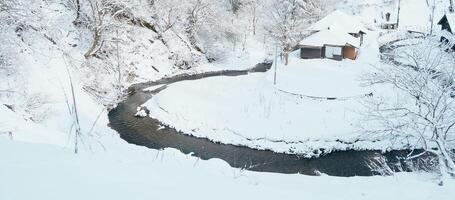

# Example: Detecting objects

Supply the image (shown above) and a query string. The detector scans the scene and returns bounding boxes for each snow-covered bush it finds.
[363,36,455,179]
[22,93,53,122]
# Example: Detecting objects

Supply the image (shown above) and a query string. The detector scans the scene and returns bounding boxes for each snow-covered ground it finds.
[338,0,449,32]
[143,0,455,155]
[2,137,455,200]
[3,89,453,200]
[2,0,455,199]
[143,31,407,155]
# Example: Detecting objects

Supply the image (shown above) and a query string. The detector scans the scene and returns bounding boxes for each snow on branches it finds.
[363,36,455,179]
[263,0,326,65]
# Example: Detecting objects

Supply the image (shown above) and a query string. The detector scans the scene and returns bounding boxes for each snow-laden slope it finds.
[1,137,454,200]
[0,0,268,146]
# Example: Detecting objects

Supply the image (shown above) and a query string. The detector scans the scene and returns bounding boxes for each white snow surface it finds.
[144,0,455,155]
[1,137,454,200]
[307,10,367,34]
[2,1,455,199]
[144,31,412,155]
[299,29,361,48]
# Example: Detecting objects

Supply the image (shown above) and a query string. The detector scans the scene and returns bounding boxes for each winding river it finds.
[108,63,433,177]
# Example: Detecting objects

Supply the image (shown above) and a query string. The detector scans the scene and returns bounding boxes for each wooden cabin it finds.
[298,29,359,61]
[307,10,367,47]
[438,13,455,50]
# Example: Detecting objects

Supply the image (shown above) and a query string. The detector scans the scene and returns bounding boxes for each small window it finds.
[325,46,342,59]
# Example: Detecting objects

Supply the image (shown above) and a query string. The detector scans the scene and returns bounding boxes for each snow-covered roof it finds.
[298,29,360,48]
[438,13,455,29]
[307,10,367,34]
[439,29,455,46]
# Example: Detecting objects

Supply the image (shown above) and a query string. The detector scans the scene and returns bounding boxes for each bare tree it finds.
[264,0,322,65]
[84,0,109,58]
[185,0,212,54]
[227,0,243,14]
[83,0,126,59]
[245,0,262,35]
[152,0,184,33]
[67,0,81,24]
[0,0,24,99]
[362,37,455,179]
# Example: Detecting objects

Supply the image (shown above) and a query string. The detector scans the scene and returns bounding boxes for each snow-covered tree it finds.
[227,0,243,14]
[184,0,214,53]
[245,0,263,35]
[81,0,123,59]
[363,37,455,179]
[151,0,184,33]
[0,1,17,97]
[264,0,324,65]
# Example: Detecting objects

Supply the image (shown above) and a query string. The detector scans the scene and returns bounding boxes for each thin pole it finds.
[116,30,121,94]
[397,0,401,28]
[432,0,435,33]
[274,42,278,85]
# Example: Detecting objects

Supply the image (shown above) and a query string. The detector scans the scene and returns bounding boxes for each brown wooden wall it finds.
[343,46,357,60]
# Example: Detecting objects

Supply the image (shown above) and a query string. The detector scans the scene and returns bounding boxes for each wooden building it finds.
[307,10,367,47]
[438,13,455,50]
[298,29,360,61]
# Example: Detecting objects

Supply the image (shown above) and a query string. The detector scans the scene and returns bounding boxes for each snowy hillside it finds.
[1,0,455,199]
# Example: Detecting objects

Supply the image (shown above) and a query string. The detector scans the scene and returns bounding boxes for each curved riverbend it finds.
[108,63,433,177]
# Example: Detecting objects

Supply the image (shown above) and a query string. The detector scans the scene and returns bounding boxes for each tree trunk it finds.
[284,52,289,65]
[84,29,101,59]
[252,6,257,35]
[436,138,455,178]
[73,0,81,24]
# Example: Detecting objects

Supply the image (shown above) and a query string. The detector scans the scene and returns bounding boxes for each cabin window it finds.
[325,46,342,59]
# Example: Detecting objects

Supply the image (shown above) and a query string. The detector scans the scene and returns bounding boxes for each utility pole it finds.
[430,0,436,35]
[274,42,278,85]
[397,0,401,28]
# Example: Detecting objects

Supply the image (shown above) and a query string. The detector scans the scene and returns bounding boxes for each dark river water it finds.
[108,63,435,177]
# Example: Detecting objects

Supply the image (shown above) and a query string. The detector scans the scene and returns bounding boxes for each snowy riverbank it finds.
[142,31,411,155]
